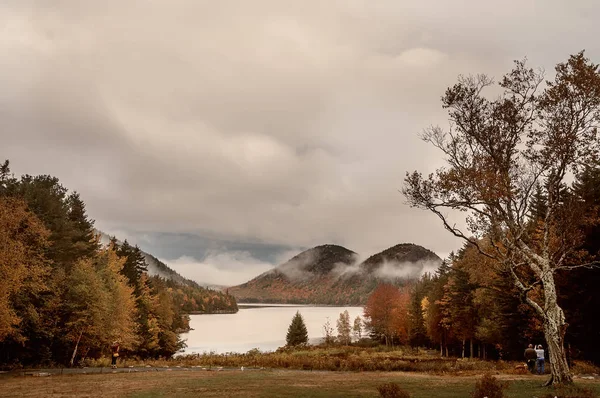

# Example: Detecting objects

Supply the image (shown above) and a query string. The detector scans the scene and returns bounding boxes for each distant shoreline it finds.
[186,310,238,315]
[237,303,363,309]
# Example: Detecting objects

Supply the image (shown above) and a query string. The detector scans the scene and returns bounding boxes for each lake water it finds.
[179,304,364,354]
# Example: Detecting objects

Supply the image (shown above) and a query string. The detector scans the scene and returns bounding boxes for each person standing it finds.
[524,344,537,373]
[535,344,545,375]
[111,341,120,369]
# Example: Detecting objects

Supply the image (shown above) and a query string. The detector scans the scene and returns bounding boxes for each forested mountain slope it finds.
[229,243,442,305]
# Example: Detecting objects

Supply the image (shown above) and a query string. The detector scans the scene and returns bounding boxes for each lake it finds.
[179,304,364,354]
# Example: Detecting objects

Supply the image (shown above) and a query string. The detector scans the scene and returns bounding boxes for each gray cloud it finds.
[3,1,600,282]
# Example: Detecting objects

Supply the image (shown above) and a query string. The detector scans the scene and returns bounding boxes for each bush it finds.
[377,382,410,398]
[471,373,507,398]
[571,360,600,376]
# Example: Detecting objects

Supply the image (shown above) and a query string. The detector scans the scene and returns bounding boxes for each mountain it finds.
[97,230,238,314]
[360,243,442,275]
[97,230,210,289]
[228,243,442,305]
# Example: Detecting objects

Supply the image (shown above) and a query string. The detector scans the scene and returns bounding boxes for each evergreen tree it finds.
[408,278,429,348]
[66,192,99,259]
[286,311,308,347]
[423,261,452,356]
[0,160,15,193]
[116,241,148,291]
[529,184,548,221]
[558,161,600,364]
[452,242,539,360]
[133,273,161,357]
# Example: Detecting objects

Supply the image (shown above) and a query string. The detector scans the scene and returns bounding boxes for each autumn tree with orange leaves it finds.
[363,284,410,347]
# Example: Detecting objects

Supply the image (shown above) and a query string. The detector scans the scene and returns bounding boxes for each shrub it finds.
[471,373,508,398]
[571,360,600,376]
[377,382,410,398]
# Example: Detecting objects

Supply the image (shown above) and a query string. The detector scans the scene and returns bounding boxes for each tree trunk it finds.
[440,342,443,357]
[540,272,573,385]
[70,331,83,367]
[461,339,465,358]
[470,339,473,359]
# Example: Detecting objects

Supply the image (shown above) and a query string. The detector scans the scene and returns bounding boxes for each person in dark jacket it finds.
[111,341,120,369]
[524,344,537,373]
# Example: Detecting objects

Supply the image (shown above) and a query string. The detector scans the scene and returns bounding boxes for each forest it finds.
[0,160,237,367]
[366,171,600,365]
[363,53,600,386]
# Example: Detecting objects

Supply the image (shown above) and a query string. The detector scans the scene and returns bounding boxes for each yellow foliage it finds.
[0,197,49,341]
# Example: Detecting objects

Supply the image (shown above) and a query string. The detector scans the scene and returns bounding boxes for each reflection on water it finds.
[179,305,363,354]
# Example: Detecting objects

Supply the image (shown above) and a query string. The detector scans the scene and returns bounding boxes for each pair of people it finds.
[524,344,545,375]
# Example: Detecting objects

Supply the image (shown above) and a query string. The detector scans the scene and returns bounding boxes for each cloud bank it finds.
[3,1,600,285]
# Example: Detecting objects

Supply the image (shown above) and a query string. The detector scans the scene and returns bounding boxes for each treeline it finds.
[0,160,237,367]
[364,162,600,363]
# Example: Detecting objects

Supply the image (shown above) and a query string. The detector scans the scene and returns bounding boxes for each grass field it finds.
[1,370,599,398]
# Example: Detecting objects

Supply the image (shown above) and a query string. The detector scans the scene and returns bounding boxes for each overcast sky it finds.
[3,1,600,285]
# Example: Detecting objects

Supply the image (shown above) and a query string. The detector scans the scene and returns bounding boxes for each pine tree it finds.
[442,254,478,358]
[0,160,15,193]
[558,161,600,364]
[424,261,452,356]
[408,278,429,348]
[286,311,308,347]
[529,184,548,221]
[66,192,99,259]
[116,241,148,291]
[451,241,537,360]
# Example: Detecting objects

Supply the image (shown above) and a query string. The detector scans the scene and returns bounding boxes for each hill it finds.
[97,230,237,313]
[228,243,441,305]
[98,230,201,288]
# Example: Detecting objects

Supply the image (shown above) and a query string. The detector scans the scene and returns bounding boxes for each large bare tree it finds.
[403,52,600,385]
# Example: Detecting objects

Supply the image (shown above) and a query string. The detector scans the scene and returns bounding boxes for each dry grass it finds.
[1,369,598,398]
[96,346,547,375]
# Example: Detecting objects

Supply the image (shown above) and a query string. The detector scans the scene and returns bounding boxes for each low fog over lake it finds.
[180,305,363,354]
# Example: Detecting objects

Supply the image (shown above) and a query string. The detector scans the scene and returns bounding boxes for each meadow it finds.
[2,369,599,398]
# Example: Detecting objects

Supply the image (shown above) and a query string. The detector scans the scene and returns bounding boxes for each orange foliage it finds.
[363,284,410,345]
